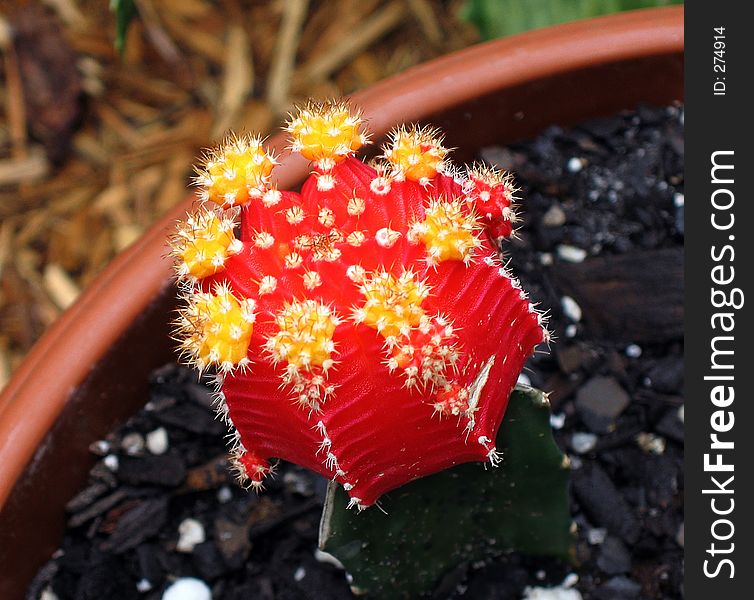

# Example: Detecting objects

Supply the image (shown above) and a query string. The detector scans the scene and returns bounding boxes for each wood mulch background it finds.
[0,0,477,388]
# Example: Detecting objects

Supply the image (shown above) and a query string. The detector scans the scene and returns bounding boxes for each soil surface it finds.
[29,104,684,600]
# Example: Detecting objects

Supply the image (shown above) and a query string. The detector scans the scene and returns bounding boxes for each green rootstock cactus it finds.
[170,100,551,509]
[319,386,573,598]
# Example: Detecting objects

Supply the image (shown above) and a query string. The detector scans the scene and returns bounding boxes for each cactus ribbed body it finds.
[170,101,546,507]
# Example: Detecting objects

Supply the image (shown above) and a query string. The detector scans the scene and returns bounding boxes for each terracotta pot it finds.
[0,7,682,597]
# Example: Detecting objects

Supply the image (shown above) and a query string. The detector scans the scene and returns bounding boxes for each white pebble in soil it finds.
[103,454,119,472]
[294,566,306,582]
[673,192,685,207]
[217,485,233,504]
[136,579,153,593]
[539,252,554,266]
[678,405,684,423]
[542,204,566,228]
[176,518,206,553]
[556,245,587,263]
[564,324,578,338]
[550,413,566,430]
[146,427,169,455]
[89,439,111,456]
[587,527,607,545]
[40,587,59,600]
[624,344,642,358]
[570,432,597,454]
[636,432,666,455]
[560,296,582,322]
[162,578,211,600]
[567,157,585,173]
[121,432,145,455]
[517,373,531,387]
[522,573,582,600]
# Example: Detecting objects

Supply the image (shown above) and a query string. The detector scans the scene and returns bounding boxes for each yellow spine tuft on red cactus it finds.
[266,299,340,371]
[170,208,242,281]
[383,125,448,185]
[286,100,369,169]
[176,282,256,373]
[353,269,430,339]
[409,198,484,265]
[194,134,276,208]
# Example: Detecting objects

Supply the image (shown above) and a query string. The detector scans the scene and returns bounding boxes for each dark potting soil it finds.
[29,104,684,600]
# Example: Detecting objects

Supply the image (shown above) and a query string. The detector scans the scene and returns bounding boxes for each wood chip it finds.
[297,2,406,84]
[266,0,309,113]
[212,25,254,138]
[43,263,81,310]
[0,147,50,186]
[407,0,443,46]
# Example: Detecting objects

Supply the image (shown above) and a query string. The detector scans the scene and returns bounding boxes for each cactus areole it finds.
[170,101,548,509]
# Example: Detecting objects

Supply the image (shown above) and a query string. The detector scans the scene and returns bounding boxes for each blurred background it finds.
[0,0,681,388]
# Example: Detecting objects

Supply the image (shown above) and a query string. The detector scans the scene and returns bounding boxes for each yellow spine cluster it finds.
[176,282,256,373]
[265,299,341,409]
[409,198,483,265]
[286,101,368,169]
[266,299,340,372]
[171,208,242,281]
[194,135,276,209]
[352,269,430,340]
[383,125,448,185]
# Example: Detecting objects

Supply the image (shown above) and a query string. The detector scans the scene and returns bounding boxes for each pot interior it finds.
[0,49,682,599]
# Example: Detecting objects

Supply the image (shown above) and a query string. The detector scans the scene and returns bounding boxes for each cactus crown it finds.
[170,100,547,507]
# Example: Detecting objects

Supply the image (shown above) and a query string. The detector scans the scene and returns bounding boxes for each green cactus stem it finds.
[318,385,573,598]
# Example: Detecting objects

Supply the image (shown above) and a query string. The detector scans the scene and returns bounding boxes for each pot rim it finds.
[0,6,683,509]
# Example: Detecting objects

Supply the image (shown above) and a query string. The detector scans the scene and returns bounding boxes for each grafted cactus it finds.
[170,100,548,508]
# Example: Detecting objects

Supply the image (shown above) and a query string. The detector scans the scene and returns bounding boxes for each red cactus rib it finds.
[171,102,547,508]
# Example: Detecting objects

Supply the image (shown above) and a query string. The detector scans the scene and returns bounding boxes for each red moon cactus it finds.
[171,101,548,508]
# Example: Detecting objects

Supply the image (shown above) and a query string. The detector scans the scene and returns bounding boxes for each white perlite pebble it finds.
[562,574,579,588]
[587,528,607,545]
[40,587,59,600]
[217,486,233,503]
[162,578,211,600]
[557,245,587,263]
[636,432,666,455]
[678,405,684,423]
[121,432,145,455]
[136,579,153,593]
[625,344,642,358]
[542,204,566,228]
[567,157,584,173]
[673,192,685,207]
[90,439,111,455]
[517,373,531,387]
[176,518,206,553]
[522,585,582,600]
[561,296,582,322]
[565,324,578,338]
[571,432,597,454]
[294,566,306,582]
[103,454,119,472]
[539,252,554,266]
[550,413,566,430]
[146,427,169,455]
